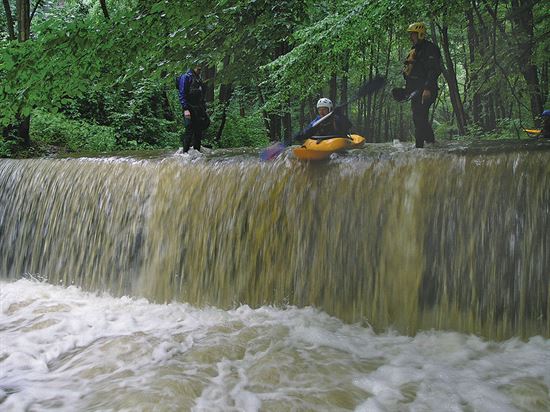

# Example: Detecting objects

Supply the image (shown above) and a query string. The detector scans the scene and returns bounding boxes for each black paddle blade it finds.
[392,87,408,102]
[357,76,386,98]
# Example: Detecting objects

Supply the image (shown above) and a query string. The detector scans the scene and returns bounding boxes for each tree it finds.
[2,0,16,40]
[509,0,544,124]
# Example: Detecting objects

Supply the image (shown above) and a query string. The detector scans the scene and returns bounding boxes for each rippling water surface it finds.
[1,280,549,412]
[1,140,550,411]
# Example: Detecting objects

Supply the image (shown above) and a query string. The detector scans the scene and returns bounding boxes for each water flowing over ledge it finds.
[1,141,549,339]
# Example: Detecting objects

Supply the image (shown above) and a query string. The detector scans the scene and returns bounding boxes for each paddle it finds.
[260,76,386,161]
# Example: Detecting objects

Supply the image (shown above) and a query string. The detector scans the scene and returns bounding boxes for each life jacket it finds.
[402,40,442,91]
[313,113,351,136]
[176,71,205,105]
[188,73,204,103]
[402,49,416,78]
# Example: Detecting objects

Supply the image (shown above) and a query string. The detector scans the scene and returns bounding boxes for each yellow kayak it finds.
[293,134,365,160]
[524,129,542,137]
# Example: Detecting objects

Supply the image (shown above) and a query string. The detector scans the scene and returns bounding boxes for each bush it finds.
[434,120,460,140]
[110,111,180,149]
[31,110,117,152]
[0,137,13,157]
[434,118,525,141]
[463,118,524,140]
[214,105,269,148]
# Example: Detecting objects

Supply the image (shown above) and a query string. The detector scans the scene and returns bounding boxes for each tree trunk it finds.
[269,113,281,142]
[16,0,30,42]
[203,65,216,105]
[99,0,110,19]
[486,93,496,130]
[299,100,305,130]
[159,86,173,121]
[378,28,392,141]
[398,104,404,141]
[356,74,364,128]
[216,56,232,142]
[3,0,16,40]
[365,44,374,137]
[329,73,337,104]
[340,51,349,116]
[510,0,544,124]
[256,87,271,139]
[16,0,31,146]
[283,100,292,145]
[436,24,468,135]
[216,81,233,141]
[465,3,482,125]
[541,61,548,107]
[1,0,16,139]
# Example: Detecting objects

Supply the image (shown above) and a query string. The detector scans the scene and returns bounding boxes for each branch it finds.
[99,0,110,20]
[30,0,44,23]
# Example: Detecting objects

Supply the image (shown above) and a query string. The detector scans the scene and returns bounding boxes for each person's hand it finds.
[421,89,431,104]
[184,110,191,118]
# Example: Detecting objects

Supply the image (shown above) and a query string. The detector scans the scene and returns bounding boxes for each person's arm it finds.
[333,113,352,135]
[178,74,191,112]
[293,118,319,142]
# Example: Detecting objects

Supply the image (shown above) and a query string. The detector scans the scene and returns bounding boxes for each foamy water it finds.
[1,279,549,411]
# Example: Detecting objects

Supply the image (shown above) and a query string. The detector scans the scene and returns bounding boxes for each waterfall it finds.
[1,144,548,339]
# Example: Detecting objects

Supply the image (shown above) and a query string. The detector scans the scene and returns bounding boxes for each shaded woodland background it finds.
[1,0,548,156]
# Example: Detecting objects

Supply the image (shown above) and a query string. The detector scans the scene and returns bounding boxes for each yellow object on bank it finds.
[293,134,365,161]
[523,129,542,137]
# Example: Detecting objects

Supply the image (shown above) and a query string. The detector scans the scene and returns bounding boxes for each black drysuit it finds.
[403,40,442,148]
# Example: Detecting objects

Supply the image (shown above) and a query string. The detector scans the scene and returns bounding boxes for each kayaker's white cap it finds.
[316,98,333,111]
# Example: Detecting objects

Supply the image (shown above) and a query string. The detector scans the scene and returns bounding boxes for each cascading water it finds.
[1,141,549,411]
[1,142,548,340]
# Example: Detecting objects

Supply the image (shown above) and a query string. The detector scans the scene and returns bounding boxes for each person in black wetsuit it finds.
[294,97,352,142]
[177,64,210,152]
[401,22,442,148]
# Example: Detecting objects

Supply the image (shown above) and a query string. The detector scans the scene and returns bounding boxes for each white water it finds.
[1,279,549,412]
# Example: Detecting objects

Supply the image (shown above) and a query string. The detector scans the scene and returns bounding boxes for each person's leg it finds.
[411,94,435,148]
[182,117,192,152]
[411,96,426,148]
[193,130,202,151]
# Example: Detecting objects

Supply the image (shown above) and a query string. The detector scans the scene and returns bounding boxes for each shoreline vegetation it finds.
[1,0,548,158]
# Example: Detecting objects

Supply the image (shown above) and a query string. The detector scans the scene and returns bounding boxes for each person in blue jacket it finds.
[177,63,210,152]
[294,98,352,142]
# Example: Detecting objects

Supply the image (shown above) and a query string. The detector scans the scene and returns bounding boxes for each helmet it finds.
[316,97,333,111]
[407,22,427,40]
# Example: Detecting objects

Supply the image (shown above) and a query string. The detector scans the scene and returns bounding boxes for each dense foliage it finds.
[1,0,548,157]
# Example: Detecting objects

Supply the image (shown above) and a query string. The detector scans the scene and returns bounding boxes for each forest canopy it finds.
[1,0,548,156]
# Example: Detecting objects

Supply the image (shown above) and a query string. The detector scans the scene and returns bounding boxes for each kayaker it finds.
[294,98,352,142]
[398,22,442,148]
[177,62,210,152]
